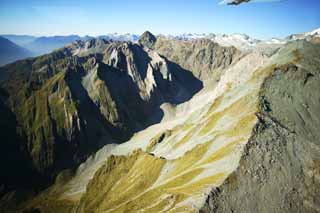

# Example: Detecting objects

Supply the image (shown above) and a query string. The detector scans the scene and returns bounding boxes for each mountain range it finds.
[0,34,140,66]
[1,29,320,65]
[0,36,33,66]
[1,29,319,66]
[0,28,319,212]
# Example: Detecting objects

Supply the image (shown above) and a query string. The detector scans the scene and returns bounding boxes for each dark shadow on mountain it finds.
[129,43,151,80]
[97,63,156,131]
[107,43,151,80]
[97,53,203,131]
[0,88,47,200]
[158,58,204,105]
[63,66,131,157]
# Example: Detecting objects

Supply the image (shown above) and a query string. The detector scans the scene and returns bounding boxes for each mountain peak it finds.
[141,31,156,38]
[138,31,157,48]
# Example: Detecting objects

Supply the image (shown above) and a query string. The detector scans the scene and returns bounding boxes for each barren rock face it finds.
[201,41,320,213]
[138,31,157,48]
[154,37,243,84]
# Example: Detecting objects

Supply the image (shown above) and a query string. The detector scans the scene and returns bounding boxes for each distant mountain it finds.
[286,28,320,40]
[304,28,320,37]
[161,33,262,51]
[138,31,157,48]
[1,35,37,46]
[2,28,319,59]
[25,35,93,55]
[162,28,320,51]
[0,36,33,66]
[0,34,139,57]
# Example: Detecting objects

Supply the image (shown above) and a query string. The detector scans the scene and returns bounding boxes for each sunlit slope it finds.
[74,52,272,212]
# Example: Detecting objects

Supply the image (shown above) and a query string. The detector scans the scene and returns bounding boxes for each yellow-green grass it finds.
[167,172,226,196]
[199,91,258,136]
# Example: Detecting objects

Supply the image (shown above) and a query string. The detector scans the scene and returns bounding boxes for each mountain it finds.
[138,31,157,48]
[286,28,320,41]
[25,35,93,55]
[171,33,260,51]
[1,35,37,46]
[19,34,138,56]
[0,33,203,202]
[166,28,320,51]
[153,35,242,83]
[2,28,319,58]
[0,36,33,66]
[0,30,320,212]
[1,34,138,57]
[202,40,320,213]
[305,28,320,37]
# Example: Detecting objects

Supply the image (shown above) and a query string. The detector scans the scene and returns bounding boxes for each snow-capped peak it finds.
[305,28,320,37]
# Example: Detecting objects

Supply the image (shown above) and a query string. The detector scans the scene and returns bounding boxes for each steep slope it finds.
[201,40,320,213]
[0,88,43,202]
[138,31,157,48]
[0,36,33,66]
[153,36,243,84]
[0,54,118,186]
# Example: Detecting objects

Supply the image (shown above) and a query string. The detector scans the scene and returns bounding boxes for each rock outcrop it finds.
[138,31,157,49]
[154,37,243,84]
[201,41,320,213]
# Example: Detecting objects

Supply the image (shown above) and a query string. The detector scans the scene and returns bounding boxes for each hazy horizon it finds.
[0,0,319,39]
[1,27,320,40]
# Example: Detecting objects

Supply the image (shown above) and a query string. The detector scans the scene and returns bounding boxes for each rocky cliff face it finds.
[0,54,119,187]
[138,31,157,49]
[201,41,320,213]
[154,37,243,84]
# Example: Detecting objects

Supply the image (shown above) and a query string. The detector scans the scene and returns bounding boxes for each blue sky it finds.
[0,0,319,39]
